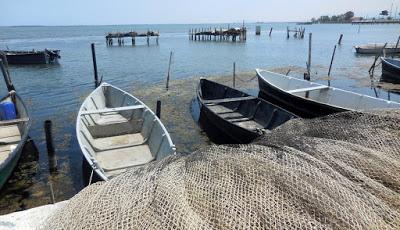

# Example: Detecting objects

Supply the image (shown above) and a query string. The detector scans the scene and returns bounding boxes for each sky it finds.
[1,0,399,26]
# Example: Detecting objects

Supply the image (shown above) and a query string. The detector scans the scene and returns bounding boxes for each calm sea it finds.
[0,23,399,214]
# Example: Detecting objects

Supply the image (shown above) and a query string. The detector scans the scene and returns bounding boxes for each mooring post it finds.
[156,100,161,119]
[91,43,99,88]
[233,62,236,88]
[338,34,343,45]
[328,45,337,86]
[306,33,312,79]
[166,51,173,91]
[45,120,57,172]
[269,27,273,36]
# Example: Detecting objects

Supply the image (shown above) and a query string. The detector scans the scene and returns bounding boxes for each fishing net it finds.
[41,110,400,229]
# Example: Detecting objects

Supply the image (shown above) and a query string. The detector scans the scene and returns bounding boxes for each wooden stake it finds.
[269,27,273,36]
[91,43,99,88]
[338,34,343,45]
[166,51,173,91]
[156,100,161,119]
[328,45,337,86]
[45,120,57,172]
[307,33,312,77]
[233,62,236,88]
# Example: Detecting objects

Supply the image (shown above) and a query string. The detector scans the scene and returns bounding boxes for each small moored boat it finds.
[354,43,400,55]
[256,69,400,118]
[197,79,297,144]
[0,91,31,189]
[381,58,400,83]
[77,83,175,181]
[0,49,61,65]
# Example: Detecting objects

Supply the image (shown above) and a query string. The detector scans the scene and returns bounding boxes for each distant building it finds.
[350,17,363,22]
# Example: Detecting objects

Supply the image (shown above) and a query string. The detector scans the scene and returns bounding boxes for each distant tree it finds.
[380,10,389,16]
[311,17,317,23]
[331,15,339,22]
[320,16,330,22]
[344,11,355,21]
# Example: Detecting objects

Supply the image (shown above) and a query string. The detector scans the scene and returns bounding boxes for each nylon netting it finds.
[41,110,400,229]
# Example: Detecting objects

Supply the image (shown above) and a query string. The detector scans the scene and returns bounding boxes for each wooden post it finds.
[233,62,236,88]
[45,120,57,172]
[90,43,99,88]
[338,34,343,45]
[269,27,273,36]
[287,27,289,39]
[156,100,161,119]
[328,45,337,86]
[166,51,173,91]
[255,26,261,35]
[147,34,150,46]
[307,33,312,78]
[395,35,400,49]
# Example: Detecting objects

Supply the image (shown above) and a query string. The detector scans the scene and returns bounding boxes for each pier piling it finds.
[45,120,57,173]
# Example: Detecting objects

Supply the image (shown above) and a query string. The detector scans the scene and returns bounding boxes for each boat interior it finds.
[0,93,29,167]
[79,84,175,178]
[258,70,400,110]
[199,79,295,132]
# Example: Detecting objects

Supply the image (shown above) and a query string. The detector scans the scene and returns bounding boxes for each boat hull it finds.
[355,46,400,55]
[257,74,346,118]
[2,50,60,65]
[381,58,400,83]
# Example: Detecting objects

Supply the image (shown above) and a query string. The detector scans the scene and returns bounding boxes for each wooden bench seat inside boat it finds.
[207,104,265,130]
[0,125,21,163]
[82,105,145,126]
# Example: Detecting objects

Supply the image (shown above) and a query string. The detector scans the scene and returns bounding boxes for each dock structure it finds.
[189,26,247,42]
[286,27,306,39]
[106,31,159,46]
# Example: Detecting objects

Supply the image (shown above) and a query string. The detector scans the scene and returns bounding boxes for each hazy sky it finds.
[1,0,399,26]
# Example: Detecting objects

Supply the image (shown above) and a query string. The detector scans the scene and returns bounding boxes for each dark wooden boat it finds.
[381,58,400,83]
[197,79,297,144]
[1,49,60,65]
[256,69,400,118]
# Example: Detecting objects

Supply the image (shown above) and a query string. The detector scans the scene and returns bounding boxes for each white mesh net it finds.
[42,110,400,229]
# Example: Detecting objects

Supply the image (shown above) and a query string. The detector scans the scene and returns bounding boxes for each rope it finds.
[235,74,257,83]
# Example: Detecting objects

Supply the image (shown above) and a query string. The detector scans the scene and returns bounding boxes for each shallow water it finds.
[0,23,399,214]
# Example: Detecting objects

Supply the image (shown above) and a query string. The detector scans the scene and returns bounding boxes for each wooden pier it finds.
[189,26,247,42]
[106,31,159,46]
[286,27,306,39]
